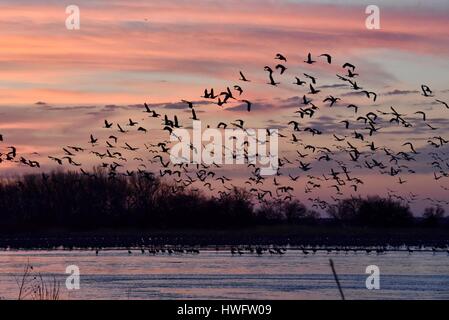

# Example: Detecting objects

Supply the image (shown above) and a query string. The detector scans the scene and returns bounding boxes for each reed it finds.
[15,262,60,300]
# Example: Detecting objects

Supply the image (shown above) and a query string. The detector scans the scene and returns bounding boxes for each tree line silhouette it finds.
[0,170,446,231]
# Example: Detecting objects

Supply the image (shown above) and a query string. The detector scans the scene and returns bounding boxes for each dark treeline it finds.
[0,171,447,231]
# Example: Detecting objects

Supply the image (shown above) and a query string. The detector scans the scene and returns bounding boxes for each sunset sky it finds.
[1,0,449,214]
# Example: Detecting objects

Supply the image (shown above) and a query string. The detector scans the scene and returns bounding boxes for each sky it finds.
[1,0,449,214]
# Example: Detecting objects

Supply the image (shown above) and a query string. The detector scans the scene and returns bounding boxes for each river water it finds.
[0,249,447,300]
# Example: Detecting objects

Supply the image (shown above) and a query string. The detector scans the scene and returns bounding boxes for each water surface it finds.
[0,249,447,299]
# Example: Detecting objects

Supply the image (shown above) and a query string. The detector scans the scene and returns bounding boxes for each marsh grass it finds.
[15,261,60,300]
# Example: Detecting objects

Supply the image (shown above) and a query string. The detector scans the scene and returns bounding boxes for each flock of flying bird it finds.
[2,52,449,213]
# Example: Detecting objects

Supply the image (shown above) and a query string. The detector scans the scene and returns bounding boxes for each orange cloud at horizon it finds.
[0,0,448,105]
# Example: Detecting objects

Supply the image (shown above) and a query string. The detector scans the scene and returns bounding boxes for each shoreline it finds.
[0,225,448,249]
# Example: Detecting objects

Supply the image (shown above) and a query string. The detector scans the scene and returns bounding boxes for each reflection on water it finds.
[0,249,448,300]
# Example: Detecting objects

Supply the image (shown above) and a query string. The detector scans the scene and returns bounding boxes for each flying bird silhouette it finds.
[305,53,316,64]
[319,53,332,64]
